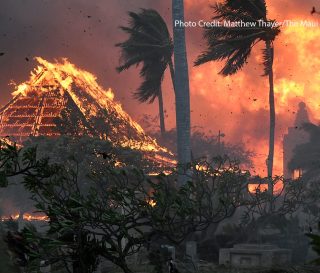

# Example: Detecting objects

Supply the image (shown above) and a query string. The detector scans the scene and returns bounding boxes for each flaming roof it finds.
[0,57,175,167]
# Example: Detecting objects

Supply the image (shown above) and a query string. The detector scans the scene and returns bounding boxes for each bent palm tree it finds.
[195,0,280,194]
[116,9,174,136]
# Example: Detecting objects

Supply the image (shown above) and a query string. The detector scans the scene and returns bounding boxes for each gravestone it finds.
[186,241,197,262]
[219,244,291,268]
[161,245,175,260]
[40,261,51,273]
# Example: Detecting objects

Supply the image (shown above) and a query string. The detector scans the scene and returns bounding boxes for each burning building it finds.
[283,102,310,179]
[0,57,175,168]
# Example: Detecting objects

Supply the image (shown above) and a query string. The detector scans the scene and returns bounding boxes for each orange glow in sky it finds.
[1,0,320,178]
[179,0,320,176]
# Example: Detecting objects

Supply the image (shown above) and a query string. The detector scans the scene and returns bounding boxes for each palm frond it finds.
[134,60,167,103]
[195,28,259,73]
[116,9,173,102]
[220,42,253,75]
[195,1,280,77]
[118,26,160,44]
[224,0,267,19]
[212,3,262,23]
[128,9,170,42]
[196,39,254,75]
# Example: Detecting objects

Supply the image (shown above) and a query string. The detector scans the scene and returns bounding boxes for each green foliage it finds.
[0,171,8,187]
[147,157,249,244]
[1,150,151,273]
[3,219,19,232]
[23,135,156,178]
[0,139,46,187]
[1,141,249,273]
[242,176,306,224]
[307,233,320,265]
[0,229,20,273]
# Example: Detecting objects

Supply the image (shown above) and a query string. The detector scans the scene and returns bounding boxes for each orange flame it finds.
[147,199,157,207]
[248,184,269,194]
[9,57,174,158]
[1,212,48,222]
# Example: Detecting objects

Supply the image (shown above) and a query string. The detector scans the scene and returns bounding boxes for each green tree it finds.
[0,139,42,187]
[147,157,249,244]
[1,141,249,273]
[0,227,20,273]
[195,0,280,195]
[116,9,174,136]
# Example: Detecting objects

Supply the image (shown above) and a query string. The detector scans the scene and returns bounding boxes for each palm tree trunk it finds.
[266,40,275,205]
[172,0,191,185]
[158,87,166,136]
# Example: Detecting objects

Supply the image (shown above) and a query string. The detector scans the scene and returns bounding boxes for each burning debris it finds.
[0,213,48,222]
[0,57,175,167]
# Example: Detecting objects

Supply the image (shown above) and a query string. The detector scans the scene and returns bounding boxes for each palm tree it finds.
[116,9,174,136]
[195,0,280,194]
[172,0,192,184]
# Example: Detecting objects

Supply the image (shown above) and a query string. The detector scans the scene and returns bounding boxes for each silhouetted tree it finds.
[116,9,174,136]
[195,0,280,195]
[1,141,249,273]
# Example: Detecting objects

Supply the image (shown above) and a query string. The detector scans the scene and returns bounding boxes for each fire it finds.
[28,57,150,139]
[148,170,173,176]
[248,184,268,194]
[5,57,174,161]
[1,212,48,222]
[12,83,29,97]
[274,79,304,106]
[189,22,320,178]
[147,199,157,207]
[0,214,19,221]
[195,163,208,172]
[22,213,48,221]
